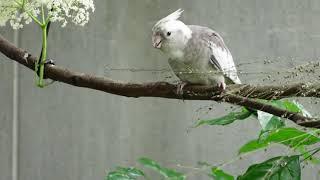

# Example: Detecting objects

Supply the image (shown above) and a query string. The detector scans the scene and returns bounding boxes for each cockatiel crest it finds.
[152,9,184,32]
[152,9,241,93]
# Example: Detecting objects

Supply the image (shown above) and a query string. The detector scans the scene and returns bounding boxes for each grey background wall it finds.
[1,0,320,179]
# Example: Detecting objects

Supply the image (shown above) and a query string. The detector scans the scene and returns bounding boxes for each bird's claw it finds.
[177,81,188,99]
[217,82,226,94]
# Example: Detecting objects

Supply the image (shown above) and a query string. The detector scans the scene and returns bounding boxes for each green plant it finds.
[105,100,320,179]
[0,0,95,87]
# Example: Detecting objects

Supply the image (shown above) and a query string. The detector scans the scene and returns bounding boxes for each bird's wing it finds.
[195,26,241,84]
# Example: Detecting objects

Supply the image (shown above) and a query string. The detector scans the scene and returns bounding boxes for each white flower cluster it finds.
[0,1,31,29]
[0,0,95,29]
[48,0,95,27]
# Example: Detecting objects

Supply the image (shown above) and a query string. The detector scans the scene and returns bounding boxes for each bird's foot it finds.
[177,81,189,100]
[36,59,55,78]
[217,82,226,94]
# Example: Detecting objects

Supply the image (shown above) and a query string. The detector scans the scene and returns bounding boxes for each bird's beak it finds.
[152,34,162,49]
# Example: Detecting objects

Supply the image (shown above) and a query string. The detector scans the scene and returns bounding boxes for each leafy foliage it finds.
[257,110,285,131]
[298,146,320,164]
[239,128,320,154]
[237,156,301,180]
[194,100,311,130]
[255,100,312,131]
[194,107,252,127]
[256,100,312,130]
[210,168,234,180]
[282,100,312,118]
[105,158,185,180]
[253,100,284,131]
[138,157,186,180]
[106,100,319,179]
[106,167,144,180]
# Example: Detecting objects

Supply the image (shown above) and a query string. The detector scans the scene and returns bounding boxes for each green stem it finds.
[36,4,48,88]
[26,11,43,26]
[301,146,320,162]
[37,25,47,88]
[304,148,320,161]
[41,4,45,23]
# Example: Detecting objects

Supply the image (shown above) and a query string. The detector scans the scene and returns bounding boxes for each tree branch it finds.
[0,34,319,128]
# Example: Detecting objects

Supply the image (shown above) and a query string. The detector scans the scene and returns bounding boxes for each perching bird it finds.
[152,9,241,93]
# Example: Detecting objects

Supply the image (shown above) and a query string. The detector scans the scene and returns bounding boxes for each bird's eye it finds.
[167,32,171,36]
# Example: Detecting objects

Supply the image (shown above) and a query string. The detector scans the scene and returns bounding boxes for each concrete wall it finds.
[1,0,320,179]
[0,29,14,180]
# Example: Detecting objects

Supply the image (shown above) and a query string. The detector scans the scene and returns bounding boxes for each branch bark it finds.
[0,34,319,128]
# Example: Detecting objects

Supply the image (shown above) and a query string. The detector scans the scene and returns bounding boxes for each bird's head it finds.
[152,9,192,54]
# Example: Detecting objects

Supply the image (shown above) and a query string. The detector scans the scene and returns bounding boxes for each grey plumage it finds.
[152,9,241,88]
[169,25,241,85]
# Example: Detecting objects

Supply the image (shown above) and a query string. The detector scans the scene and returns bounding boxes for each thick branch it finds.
[0,34,319,128]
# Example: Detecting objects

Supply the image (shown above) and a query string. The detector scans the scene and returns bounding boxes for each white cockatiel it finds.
[152,9,241,92]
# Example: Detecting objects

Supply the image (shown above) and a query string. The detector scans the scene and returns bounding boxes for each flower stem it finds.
[26,11,43,26]
[36,25,47,88]
[41,4,45,23]
[36,4,48,88]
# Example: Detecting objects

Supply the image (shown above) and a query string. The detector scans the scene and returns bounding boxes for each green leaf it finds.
[138,157,185,180]
[257,111,285,131]
[239,128,320,154]
[106,167,144,180]
[106,172,133,180]
[237,155,300,180]
[282,100,301,113]
[265,128,320,147]
[256,100,286,131]
[116,167,145,178]
[256,100,312,131]
[210,167,234,180]
[282,100,312,117]
[298,146,320,164]
[138,157,162,172]
[194,108,252,127]
[160,168,185,180]
[238,140,269,154]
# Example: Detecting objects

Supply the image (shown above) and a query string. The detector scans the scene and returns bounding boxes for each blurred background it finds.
[1,0,320,179]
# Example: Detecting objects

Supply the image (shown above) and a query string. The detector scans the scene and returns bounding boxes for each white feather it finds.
[153,9,184,31]
[209,42,241,84]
